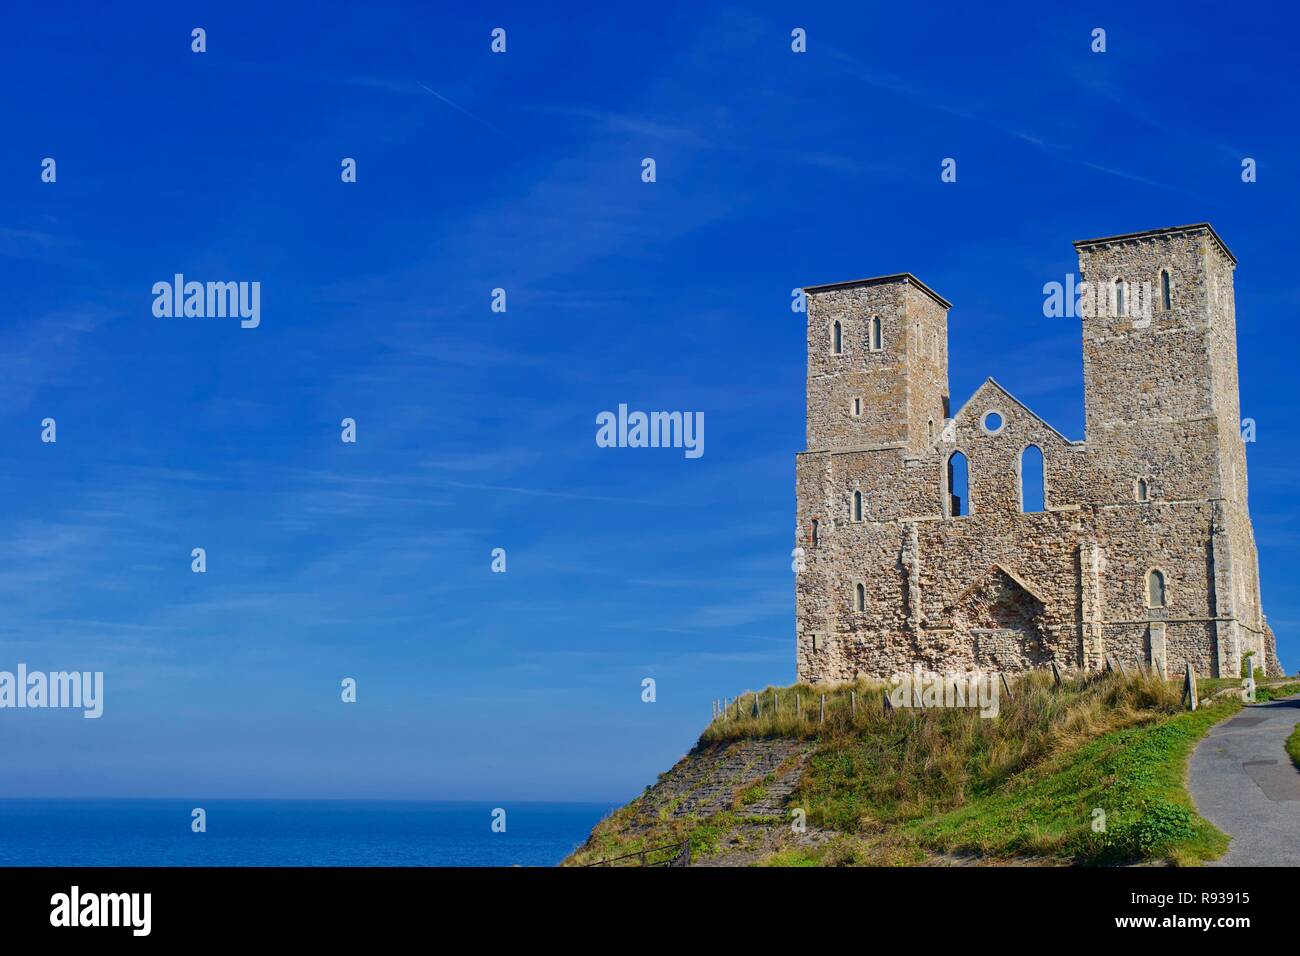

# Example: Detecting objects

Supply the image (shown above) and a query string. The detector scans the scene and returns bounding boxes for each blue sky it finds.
[1,2,1297,801]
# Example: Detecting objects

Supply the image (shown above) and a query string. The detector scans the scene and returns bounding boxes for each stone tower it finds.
[1073,224,1265,679]
[803,274,951,457]
[794,224,1278,684]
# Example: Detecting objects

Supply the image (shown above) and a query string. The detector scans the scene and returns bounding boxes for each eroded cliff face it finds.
[564,738,820,866]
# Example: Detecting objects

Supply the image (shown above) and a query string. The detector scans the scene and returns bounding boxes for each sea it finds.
[0,799,616,867]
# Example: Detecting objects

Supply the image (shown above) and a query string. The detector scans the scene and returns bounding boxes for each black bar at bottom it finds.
[0,865,1279,941]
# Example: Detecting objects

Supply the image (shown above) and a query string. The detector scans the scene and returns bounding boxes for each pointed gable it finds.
[954,563,1049,607]
[949,377,1076,448]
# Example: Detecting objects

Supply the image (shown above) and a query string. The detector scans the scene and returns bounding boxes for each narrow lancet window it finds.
[946,452,969,516]
[1148,569,1167,608]
[1020,445,1044,512]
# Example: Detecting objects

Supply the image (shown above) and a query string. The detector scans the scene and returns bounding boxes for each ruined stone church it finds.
[795,223,1279,682]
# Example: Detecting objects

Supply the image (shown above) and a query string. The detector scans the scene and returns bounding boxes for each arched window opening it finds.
[1148,569,1167,608]
[854,582,866,611]
[832,321,842,354]
[870,316,883,351]
[928,419,935,443]
[852,490,863,522]
[1136,477,1149,502]
[1020,445,1045,513]
[810,519,819,546]
[1115,280,1127,317]
[851,397,861,417]
[946,452,969,517]
[1160,270,1172,311]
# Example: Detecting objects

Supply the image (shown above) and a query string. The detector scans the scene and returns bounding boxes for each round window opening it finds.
[981,411,1004,434]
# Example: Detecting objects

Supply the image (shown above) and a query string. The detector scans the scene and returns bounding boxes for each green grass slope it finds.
[569,670,1270,867]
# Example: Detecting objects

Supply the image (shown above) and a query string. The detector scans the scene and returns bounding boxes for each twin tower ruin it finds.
[795,223,1279,682]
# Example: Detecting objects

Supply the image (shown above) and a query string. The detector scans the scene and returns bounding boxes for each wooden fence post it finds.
[850,690,857,716]
[1183,663,1198,711]
[1051,660,1063,688]
[999,671,1013,704]
[819,694,825,723]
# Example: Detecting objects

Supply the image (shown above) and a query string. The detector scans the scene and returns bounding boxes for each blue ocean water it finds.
[0,800,615,866]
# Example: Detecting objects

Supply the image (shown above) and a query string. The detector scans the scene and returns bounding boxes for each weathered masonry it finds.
[794,223,1279,682]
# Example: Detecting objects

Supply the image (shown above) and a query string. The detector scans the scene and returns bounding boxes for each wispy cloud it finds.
[417,81,518,143]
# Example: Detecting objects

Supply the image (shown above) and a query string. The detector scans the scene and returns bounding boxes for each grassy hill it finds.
[565,670,1298,867]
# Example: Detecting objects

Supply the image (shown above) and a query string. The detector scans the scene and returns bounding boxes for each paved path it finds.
[1189,695,1300,865]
